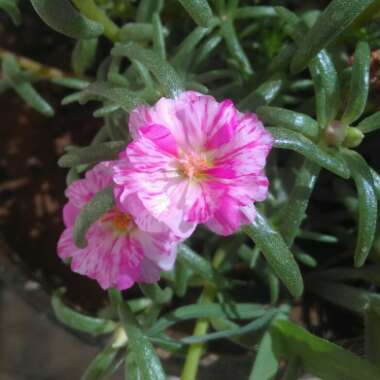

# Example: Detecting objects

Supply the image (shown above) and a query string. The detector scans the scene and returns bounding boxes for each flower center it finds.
[101,209,134,234]
[177,153,211,180]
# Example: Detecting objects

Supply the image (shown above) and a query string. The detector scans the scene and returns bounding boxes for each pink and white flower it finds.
[58,162,178,290]
[113,91,273,238]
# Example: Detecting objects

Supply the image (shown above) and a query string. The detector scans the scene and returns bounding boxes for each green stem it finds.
[72,0,121,42]
[0,47,69,80]
[180,249,226,380]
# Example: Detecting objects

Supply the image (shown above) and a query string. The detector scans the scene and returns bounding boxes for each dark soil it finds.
[0,5,107,312]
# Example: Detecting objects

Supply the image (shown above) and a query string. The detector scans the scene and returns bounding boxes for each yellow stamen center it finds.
[177,153,211,180]
[112,212,132,232]
[102,209,134,234]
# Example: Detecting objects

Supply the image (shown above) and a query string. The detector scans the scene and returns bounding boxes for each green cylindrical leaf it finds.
[120,23,155,42]
[152,13,166,60]
[72,38,98,76]
[150,335,185,353]
[148,303,269,336]
[234,6,276,19]
[81,345,118,380]
[73,186,115,248]
[309,50,340,127]
[62,92,82,105]
[308,265,380,287]
[2,54,54,117]
[268,44,296,74]
[80,81,145,113]
[257,106,319,140]
[181,310,276,344]
[278,160,320,246]
[249,330,279,380]
[295,251,317,268]
[243,210,304,297]
[178,0,214,27]
[30,0,103,39]
[177,244,224,286]
[193,34,222,68]
[174,259,192,297]
[273,319,380,380]
[58,141,125,168]
[343,151,377,267]
[136,0,163,22]
[66,167,80,186]
[52,289,116,335]
[52,77,90,90]
[172,26,211,71]
[342,41,370,125]
[139,283,173,305]
[112,43,184,98]
[220,18,253,76]
[299,230,338,243]
[291,0,375,72]
[125,352,141,380]
[308,280,372,314]
[370,167,380,201]
[358,111,380,134]
[239,77,283,111]
[118,302,166,380]
[267,269,280,305]
[93,104,120,118]
[269,127,350,179]
[0,0,21,25]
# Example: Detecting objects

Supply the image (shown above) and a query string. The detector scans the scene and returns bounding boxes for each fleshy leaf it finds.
[342,41,370,125]
[309,50,340,128]
[52,289,116,335]
[270,127,350,179]
[112,43,184,98]
[81,345,118,380]
[72,38,98,76]
[73,186,115,248]
[30,0,103,39]
[257,106,319,140]
[343,151,377,267]
[358,111,380,134]
[273,319,380,380]
[0,0,21,25]
[243,210,304,297]
[58,141,125,168]
[291,0,375,72]
[80,81,145,113]
[2,54,54,117]
[177,0,214,27]
[118,302,166,380]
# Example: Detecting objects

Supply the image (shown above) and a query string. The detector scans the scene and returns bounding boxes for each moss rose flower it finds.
[113,91,273,238]
[58,162,178,290]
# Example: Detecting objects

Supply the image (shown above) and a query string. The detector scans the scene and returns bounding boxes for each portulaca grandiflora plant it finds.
[4,0,380,379]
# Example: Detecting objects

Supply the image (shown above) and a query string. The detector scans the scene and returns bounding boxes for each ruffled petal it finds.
[132,228,178,271]
[57,227,81,260]
[138,257,162,283]
[65,161,114,208]
[64,179,93,209]
[59,223,144,290]
[129,105,152,138]
[63,202,80,228]
[116,192,166,234]
[205,197,257,236]
[211,113,273,176]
